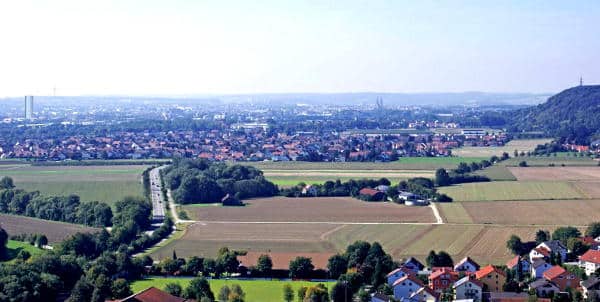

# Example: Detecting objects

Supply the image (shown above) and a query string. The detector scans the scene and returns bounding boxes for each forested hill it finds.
[507,85,600,144]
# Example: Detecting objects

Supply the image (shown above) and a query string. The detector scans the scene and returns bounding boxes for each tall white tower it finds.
[24,96,34,120]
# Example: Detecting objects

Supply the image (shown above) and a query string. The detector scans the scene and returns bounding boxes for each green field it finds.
[245,157,486,171]
[3,240,46,262]
[452,139,551,158]
[131,278,335,302]
[473,165,516,181]
[500,156,598,167]
[439,181,584,202]
[0,165,147,205]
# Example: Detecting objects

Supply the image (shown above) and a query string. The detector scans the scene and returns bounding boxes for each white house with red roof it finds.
[580,250,600,275]
[392,274,426,300]
[542,265,580,291]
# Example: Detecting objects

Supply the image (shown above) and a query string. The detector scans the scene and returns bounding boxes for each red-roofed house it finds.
[475,265,506,292]
[115,287,191,302]
[429,267,458,293]
[530,247,550,262]
[543,265,580,291]
[580,250,600,275]
[358,188,385,201]
[506,256,530,274]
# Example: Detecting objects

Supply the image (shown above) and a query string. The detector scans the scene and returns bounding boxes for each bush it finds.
[518,161,528,167]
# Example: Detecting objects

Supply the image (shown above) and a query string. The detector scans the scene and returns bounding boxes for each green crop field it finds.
[452,139,551,158]
[473,166,516,181]
[244,157,486,171]
[500,156,598,167]
[131,278,335,302]
[0,164,148,205]
[438,181,584,202]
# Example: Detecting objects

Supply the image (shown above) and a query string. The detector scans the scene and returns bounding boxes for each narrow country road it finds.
[430,202,444,224]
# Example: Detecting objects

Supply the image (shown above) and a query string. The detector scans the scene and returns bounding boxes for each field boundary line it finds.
[319,224,347,241]
[195,220,591,228]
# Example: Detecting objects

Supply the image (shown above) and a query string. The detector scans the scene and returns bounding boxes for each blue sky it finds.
[0,0,598,96]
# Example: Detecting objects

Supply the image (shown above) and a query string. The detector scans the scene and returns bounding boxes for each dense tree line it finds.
[164,158,278,204]
[0,185,113,228]
[281,178,391,198]
[434,154,511,187]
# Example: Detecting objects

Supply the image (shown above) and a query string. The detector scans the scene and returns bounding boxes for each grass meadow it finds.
[438,181,584,202]
[131,278,336,302]
[0,164,148,205]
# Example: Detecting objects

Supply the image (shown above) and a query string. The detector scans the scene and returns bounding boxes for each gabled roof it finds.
[119,287,189,302]
[506,256,520,269]
[454,256,480,270]
[392,274,424,288]
[454,276,483,289]
[532,247,550,257]
[581,250,600,264]
[532,259,549,269]
[404,257,425,270]
[475,265,506,280]
[410,286,438,299]
[429,267,456,280]
[543,265,566,280]
[359,188,382,196]
[529,279,558,290]
[386,266,412,278]
[582,277,600,289]
[540,240,567,251]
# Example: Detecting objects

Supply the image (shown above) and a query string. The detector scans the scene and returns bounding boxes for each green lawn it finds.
[130,278,335,302]
[473,166,516,181]
[244,157,486,171]
[0,165,147,205]
[438,181,585,202]
[500,156,598,167]
[3,240,46,262]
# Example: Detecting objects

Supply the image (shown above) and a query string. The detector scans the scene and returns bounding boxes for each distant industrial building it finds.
[24,96,34,120]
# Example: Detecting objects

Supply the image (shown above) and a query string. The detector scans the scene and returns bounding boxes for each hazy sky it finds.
[1,0,599,96]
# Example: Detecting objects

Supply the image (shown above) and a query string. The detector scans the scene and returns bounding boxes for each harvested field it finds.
[237,252,334,270]
[456,226,538,265]
[0,164,147,204]
[401,225,484,258]
[453,139,551,158]
[326,224,432,257]
[185,197,435,223]
[0,214,99,243]
[462,199,600,226]
[437,203,473,224]
[438,181,584,202]
[573,182,600,198]
[150,222,338,260]
[508,166,600,181]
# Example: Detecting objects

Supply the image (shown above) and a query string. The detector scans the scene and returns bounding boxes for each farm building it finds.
[114,286,190,302]
[358,188,386,201]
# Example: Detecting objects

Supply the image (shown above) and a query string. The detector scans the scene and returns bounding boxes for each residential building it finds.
[454,257,480,273]
[453,276,483,302]
[531,259,552,279]
[428,267,458,293]
[475,265,506,292]
[529,279,560,297]
[392,275,425,300]
[580,250,600,276]
[542,265,580,291]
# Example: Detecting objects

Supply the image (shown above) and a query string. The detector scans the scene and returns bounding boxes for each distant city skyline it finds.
[0,0,599,97]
